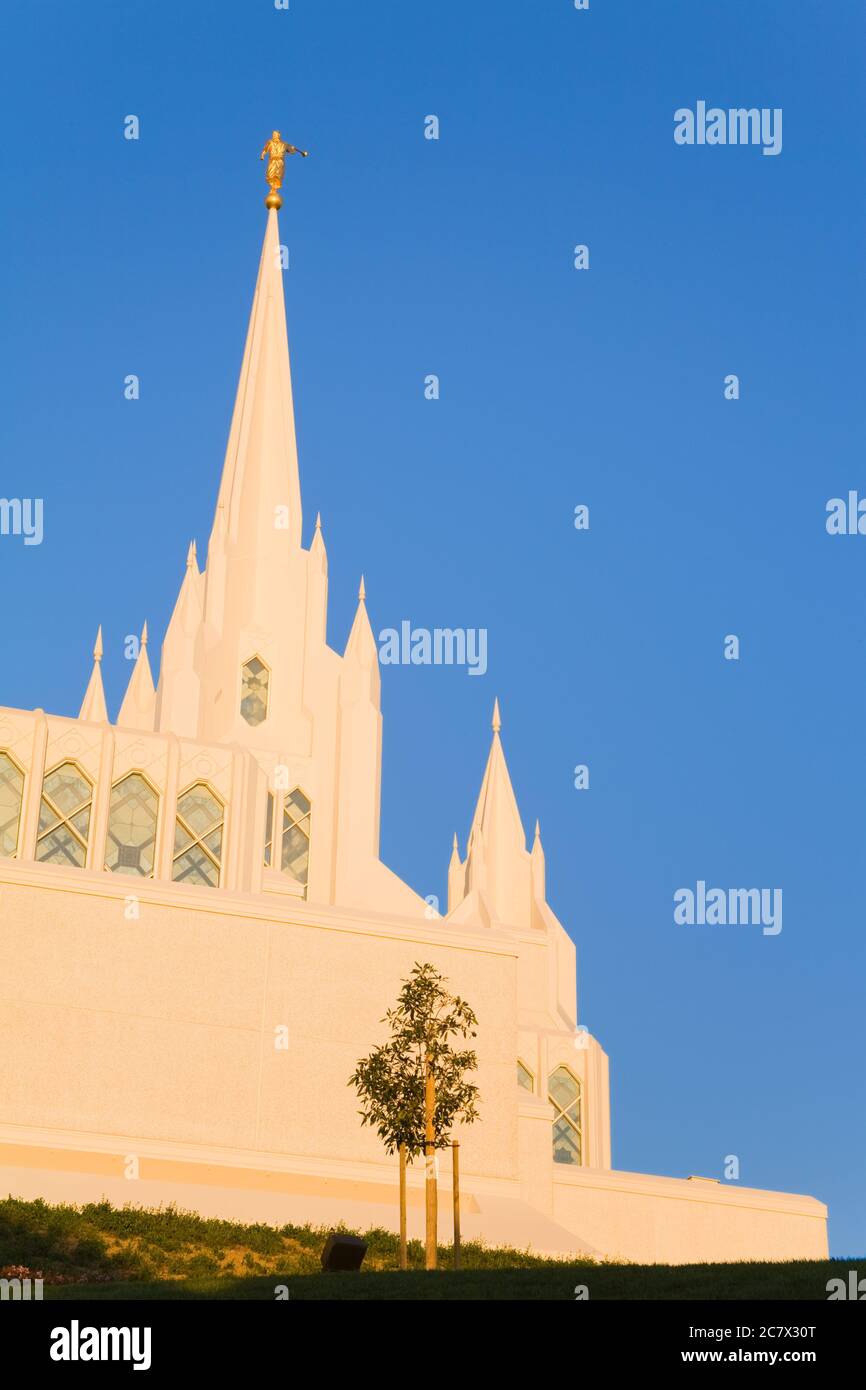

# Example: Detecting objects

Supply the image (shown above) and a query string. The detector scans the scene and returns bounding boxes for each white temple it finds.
[0,197,827,1263]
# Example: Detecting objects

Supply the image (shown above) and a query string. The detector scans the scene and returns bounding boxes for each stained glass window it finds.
[105,773,159,877]
[35,762,93,868]
[549,1066,582,1166]
[517,1060,534,1093]
[281,787,310,889]
[240,656,269,727]
[0,752,24,858]
[172,783,223,887]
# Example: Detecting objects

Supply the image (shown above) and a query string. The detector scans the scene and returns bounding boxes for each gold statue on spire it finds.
[260,130,309,209]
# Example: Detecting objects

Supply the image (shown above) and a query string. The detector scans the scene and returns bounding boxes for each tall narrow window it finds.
[549,1066,582,1166]
[281,787,310,888]
[35,762,93,868]
[105,773,159,877]
[0,752,25,858]
[263,791,274,867]
[240,656,269,727]
[172,783,223,887]
[517,1060,534,1093]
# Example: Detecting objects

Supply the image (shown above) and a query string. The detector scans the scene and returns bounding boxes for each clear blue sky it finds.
[1,1,863,1255]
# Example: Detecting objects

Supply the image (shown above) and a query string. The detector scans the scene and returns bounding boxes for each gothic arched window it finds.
[35,762,93,868]
[548,1066,582,1166]
[105,773,159,877]
[0,751,25,858]
[240,656,269,727]
[281,787,310,888]
[172,783,223,887]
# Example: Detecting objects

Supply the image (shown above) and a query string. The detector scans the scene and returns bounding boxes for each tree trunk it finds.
[399,1142,408,1270]
[424,1056,437,1270]
[452,1140,461,1270]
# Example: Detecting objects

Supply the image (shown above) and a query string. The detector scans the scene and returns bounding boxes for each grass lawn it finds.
[2,1195,858,1300]
[43,1260,860,1301]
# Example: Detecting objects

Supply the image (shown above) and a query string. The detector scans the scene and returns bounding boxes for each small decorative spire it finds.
[117,625,156,731]
[531,816,546,902]
[358,574,366,603]
[342,574,380,707]
[492,697,501,733]
[79,626,108,723]
[310,511,327,568]
[447,830,465,913]
[186,539,197,570]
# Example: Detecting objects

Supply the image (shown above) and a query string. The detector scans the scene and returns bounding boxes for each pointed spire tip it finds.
[492,697,501,733]
[358,574,366,603]
[93,625,103,663]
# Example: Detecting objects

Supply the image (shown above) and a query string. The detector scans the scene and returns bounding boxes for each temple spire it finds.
[447,831,463,914]
[447,701,536,927]
[205,203,302,605]
[117,623,156,731]
[188,192,327,749]
[155,544,204,737]
[79,626,108,723]
[342,578,380,708]
[468,700,526,858]
[310,511,327,569]
[531,818,546,901]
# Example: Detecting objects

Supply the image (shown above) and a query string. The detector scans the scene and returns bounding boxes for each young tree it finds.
[349,962,479,1270]
[348,1039,423,1268]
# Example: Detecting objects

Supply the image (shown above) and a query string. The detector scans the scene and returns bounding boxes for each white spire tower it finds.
[79,626,108,723]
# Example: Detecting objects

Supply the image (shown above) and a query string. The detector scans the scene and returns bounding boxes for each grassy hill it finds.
[0,1195,858,1300]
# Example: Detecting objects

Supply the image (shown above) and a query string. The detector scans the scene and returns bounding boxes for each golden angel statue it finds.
[260,131,309,206]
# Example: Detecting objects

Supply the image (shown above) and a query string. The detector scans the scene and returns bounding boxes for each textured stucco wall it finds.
[553,1168,828,1263]
[0,874,518,1180]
